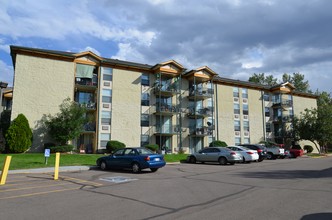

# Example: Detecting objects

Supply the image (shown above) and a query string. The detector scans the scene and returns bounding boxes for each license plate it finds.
[154,158,160,161]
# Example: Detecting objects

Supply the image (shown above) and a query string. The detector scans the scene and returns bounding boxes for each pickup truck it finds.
[265,145,285,159]
[289,145,304,158]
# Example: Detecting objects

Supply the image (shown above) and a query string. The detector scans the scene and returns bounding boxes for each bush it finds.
[5,114,33,153]
[144,144,159,152]
[209,140,227,147]
[304,145,313,153]
[44,142,56,150]
[48,145,74,153]
[106,140,125,153]
[292,144,302,150]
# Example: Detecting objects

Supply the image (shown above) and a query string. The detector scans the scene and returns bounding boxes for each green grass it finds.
[0,153,188,170]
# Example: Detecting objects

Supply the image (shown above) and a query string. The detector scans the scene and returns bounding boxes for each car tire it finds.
[100,161,107,171]
[218,157,227,165]
[150,168,158,172]
[132,163,141,173]
[267,153,273,160]
[189,156,196,164]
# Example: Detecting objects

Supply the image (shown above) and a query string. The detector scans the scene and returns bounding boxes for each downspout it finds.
[215,80,219,140]
[261,90,266,141]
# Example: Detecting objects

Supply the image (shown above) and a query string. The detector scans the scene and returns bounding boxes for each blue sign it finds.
[44,149,50,157]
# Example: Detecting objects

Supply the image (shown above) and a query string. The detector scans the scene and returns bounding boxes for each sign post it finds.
[44,149,50,165]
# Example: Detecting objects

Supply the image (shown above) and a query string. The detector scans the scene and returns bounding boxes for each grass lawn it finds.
[0,153,188,170]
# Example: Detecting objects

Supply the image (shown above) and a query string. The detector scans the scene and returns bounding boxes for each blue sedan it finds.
[96,147,166,173]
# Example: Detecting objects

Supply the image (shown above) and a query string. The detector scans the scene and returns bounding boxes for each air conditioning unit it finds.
[243,98,248,103]
[234,114,240,119]
[244,131,249,137]
[235,131,240,136]
[243,115,248,120]
[233,97,239,102]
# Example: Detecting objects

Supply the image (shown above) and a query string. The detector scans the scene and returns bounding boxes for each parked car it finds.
[226,146,259,163]
[187,147,242,165]
[289,145,304,158]
[96,147,166,173]
[238,144,268,162]
[263,145,285,159]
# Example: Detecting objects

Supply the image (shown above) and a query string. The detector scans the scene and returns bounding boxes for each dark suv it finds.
[238,144,267,162]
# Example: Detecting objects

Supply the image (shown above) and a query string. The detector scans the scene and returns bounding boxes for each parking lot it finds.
[1,156,332,220]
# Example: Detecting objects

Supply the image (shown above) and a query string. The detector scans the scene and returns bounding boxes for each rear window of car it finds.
[137,148,154,155]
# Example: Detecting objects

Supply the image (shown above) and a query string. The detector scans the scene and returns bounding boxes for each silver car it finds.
[187,147,242,165]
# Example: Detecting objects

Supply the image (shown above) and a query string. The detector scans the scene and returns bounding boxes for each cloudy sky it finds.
[1,0,332,93]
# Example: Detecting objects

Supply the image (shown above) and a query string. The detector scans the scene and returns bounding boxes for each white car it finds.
[226,146,259,163]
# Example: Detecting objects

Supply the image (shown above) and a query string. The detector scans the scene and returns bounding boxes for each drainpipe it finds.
[261,90,266,141]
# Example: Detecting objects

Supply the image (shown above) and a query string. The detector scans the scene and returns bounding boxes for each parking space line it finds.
[60,175,103,186]
[0,188,78,200]
[0,182,72,192]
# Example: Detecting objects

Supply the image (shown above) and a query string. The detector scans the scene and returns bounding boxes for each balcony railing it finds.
[83,122,96,132]
[154,125,180,135]
[78,102,97,110]
[188,88,214,100]
[187,107,213,118]
[189,126,213,136]
[272,100,293,107]
[75,78,98,90]
[154,83,179,96]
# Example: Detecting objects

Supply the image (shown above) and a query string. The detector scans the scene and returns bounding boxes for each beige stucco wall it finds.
[111,69,141,147]
[12,54,74,151]
[215,84,234,145]
[247,89,264,143]
[292,95,317,115]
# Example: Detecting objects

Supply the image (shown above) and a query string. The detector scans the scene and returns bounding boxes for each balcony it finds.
[154,83,179,97]
[154,125,180,136]
[153,104,177,115]
[187,107,213,118]
[78,102,97,111]
[188,88,214,100]
[272,100,293,108]
[189,126,213,137]
[82,122,96,133]
[75,77,98,91]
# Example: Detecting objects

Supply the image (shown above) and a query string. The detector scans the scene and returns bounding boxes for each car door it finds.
[121,148,136,168]
[207,148,221,162]
[196,148,211,162]
[108,149,125,168]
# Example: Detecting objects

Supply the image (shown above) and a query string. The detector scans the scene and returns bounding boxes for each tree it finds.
[5,114,33,153]
[293,105,332,154]
[282,73,310,93]
[248,73,278,86]
[42,98,87,145]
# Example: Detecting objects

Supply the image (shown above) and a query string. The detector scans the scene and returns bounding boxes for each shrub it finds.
[304,145,313,153]
[144,144,159,152]
[44,142,56,150]
[106,140,125,153]
[5,114,33,153]
[48,145,74,153]
[209,140,227,147]
[292,144,302,150]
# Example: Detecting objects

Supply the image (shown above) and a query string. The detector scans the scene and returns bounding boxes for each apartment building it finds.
[9,45,318,153]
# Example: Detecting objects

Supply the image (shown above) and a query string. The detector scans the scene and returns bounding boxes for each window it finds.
[265,107,270,117]
[101,110,111,125]
[102,67,112,81]
[266,123,271,132]
[103,74,112,81]
[102,89,112,103]
[243,121,249,131]
[141,73,149,86]
[263,93,270,101]
[243,104,249,115]
[235,137,241,145]
[141,135,149,147]
[141,92,150,106]
[233,87,239,97]
[242,88,248,98]
[75,92,94,104]
[234,120,241,131]
[243,138,250,144]
[234,103,240,114]
[141,114,149,127]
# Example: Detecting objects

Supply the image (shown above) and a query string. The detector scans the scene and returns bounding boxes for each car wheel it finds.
[267,153,273,160]
[132,163,141,173]
[100,161,107,171]
[218,157,227,165]
[189,156,196,164]
[150,168,158,172]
